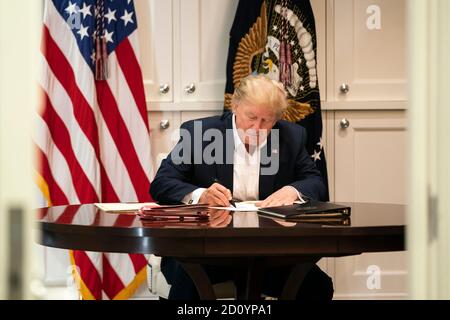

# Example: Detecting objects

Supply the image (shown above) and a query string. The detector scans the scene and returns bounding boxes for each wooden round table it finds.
[37,202,405,300]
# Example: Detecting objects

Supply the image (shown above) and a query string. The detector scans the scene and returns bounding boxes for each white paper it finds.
[210,201,260,212]
[94,202,157,212]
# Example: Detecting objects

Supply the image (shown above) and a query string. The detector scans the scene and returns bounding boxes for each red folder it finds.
[138,204,210,222]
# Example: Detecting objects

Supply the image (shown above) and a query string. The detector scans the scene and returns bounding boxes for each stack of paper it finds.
[94,202,157,212]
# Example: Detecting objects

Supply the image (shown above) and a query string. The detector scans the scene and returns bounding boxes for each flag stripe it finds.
[128,32,141,65]
[35,145,69,206]
[106,251,137,291]
[106,51,153,183]
[40,92,99,203]
[72,250,103,300]
[128,253,148,275]
[95,81,151,201]
[115,36,149,131]
[98,121,139,201]
[35,116,80,203]
[102,254,126,299]
[39,57,100,196]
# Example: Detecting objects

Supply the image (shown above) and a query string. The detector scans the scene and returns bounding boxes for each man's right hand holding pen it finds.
[198,182,234,207]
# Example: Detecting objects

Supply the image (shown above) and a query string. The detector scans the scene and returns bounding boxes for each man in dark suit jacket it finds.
[150,75,333,300]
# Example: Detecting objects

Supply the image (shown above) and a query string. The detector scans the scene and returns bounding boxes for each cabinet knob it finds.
[184,83,196,94]
[159,84,170,94]
[340,118,350,129]
[340,83,350,94]
[160,119,170,130]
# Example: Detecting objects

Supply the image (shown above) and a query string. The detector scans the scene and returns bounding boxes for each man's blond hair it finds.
[231,75,288,119]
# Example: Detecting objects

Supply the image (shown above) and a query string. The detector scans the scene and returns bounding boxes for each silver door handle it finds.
[160,119,170,130]
[340,83,350,94]
[159,84,170,94]
[184,83,196,94]
[340,118,350,129]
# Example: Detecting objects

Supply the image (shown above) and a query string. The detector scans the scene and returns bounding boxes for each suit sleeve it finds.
[288,127,327,201]
[149,122,201,204]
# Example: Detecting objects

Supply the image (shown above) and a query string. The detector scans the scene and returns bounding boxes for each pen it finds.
[213,178,236,207]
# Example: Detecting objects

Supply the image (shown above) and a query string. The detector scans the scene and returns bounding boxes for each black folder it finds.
[257,201,351,220]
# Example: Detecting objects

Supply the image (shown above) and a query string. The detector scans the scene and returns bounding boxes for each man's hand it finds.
[259,186,299,208]
[198,183,232,207]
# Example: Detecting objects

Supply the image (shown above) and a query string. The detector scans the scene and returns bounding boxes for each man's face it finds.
[234,102,277,146]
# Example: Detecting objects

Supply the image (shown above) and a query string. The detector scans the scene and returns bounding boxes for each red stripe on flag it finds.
[41,25,119,202]
[72,250,103,300]
[35,144,69,206]
[39,90,99,203]
[128,254,148,274]
[95,81,151,201]
[114,38,149,131]
[102,254,126,299]
[99,164,120,202]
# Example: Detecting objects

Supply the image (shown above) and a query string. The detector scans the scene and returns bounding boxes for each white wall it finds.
[0,0,43,299]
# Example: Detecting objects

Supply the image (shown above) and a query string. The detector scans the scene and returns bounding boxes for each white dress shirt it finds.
[182,114,301,204]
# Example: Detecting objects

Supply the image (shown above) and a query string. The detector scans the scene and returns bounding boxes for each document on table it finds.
[94,202,158,212]
[210,201,260,212]
[210,199,307,212]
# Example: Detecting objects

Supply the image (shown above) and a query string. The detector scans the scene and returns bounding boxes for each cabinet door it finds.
[333,110,407,299]
[178,0,239,102]
[334,110,407,204]
[136,0,174,103]
[333,0,407,101]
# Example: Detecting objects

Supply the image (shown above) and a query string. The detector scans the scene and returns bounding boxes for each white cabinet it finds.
[135,0,174,103]
[334,110,407,204]
[178,0,239,103]
[325,2,408,299]
[136,0,239,109]
[331,110,407,299]
[330,0,407,103]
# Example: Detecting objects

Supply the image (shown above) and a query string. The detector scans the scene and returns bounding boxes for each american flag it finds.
[36,0,153,299]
